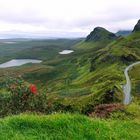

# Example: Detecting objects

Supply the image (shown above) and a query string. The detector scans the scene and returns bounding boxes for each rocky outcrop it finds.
[133,19,140,32]
[85,27,117,42]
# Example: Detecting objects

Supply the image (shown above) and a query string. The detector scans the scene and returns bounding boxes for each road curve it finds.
[123,61,140,105]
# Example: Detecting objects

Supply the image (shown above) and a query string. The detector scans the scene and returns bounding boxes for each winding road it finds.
[123,61,140,105]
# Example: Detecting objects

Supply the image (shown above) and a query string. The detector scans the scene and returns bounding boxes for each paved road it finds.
[123,61,140,104]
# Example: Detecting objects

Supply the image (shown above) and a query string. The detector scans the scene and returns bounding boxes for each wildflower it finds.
[29,84,37,94]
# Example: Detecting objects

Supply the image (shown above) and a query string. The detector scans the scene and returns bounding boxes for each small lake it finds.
[0,41,17,44]
[0,59,42,68]
[59,50,74,54]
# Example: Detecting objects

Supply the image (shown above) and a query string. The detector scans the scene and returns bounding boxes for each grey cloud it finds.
[0,0,140,37]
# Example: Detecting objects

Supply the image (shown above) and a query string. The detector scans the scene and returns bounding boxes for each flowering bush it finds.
[0,76,78,117]
[1,77,37,112]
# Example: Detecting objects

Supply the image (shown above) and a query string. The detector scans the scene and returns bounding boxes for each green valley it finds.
[1,19,140,140]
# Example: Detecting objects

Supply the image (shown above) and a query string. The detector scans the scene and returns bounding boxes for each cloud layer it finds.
[0,0,139,38]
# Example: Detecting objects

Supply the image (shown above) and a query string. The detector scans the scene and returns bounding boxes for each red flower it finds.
[29,84,37,94]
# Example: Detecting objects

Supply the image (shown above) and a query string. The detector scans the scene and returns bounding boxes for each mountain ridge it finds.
[85,27,117,42]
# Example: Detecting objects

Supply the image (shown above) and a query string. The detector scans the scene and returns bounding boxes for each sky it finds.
[0,0,140,38]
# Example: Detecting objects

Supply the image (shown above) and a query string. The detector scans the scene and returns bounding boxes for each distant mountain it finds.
[133,19,140,32]
[116,30,131,36]
[0,31,86,39]
[85,27,117,42]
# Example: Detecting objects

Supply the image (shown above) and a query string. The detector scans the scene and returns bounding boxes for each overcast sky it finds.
[0,0,140,38]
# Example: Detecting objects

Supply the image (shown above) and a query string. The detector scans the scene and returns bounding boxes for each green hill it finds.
[85,27,117,42]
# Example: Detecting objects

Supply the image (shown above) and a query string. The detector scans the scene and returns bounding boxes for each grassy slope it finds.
[47,32,140,108]
[41,37,127,100]
[129,63,140,96]
[0,113,140,140]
